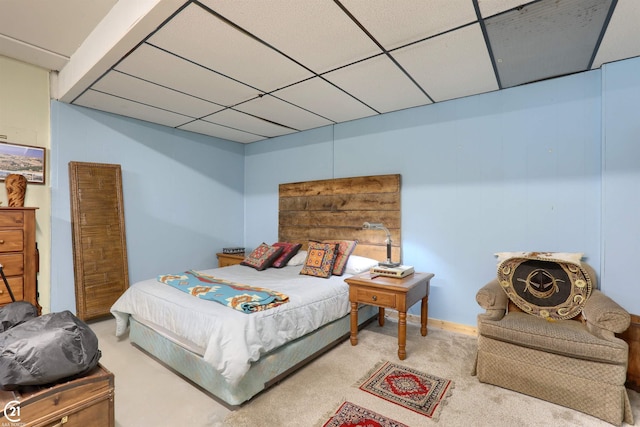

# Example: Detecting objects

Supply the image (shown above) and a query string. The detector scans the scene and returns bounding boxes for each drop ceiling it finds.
[1,0,639,144]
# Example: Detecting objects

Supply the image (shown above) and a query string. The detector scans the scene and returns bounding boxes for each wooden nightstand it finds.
[345,271,434,360]
[216,252,245,267]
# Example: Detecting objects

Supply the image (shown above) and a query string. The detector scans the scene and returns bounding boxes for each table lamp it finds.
[362,222,400,267]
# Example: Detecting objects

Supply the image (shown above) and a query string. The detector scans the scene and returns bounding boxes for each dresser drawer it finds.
[0,253,24,276]
[0,211,24,227]
[0,276,24,304]
[0,230,24,252]
[354,288,397,308]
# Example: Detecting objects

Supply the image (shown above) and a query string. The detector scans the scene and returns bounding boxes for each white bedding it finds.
[110,264,351,386]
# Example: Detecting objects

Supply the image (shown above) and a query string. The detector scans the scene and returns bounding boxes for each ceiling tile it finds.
[391,23,498,102]
[179,119,265,144]
[0,37,68,71]
[234,95,333,131]
[592,0,640,69]
[486,0,613,88]
[0,0,117,59]
[203,0,381,74]
[273,77,377,123]
[477,0,533,18]
[323,54,431,113]
[74,90,193,128]
[114,43,258,106]
[203,109,296,138]
[5,0,635,145]
[92,71,224,118]
[342,0,477,50]
[148,3,312,92]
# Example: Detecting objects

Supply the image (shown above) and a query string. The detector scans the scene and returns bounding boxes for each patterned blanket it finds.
[157,270,289,313]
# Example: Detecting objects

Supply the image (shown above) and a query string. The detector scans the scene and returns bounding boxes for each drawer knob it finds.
[0,290,3,294]
[371,295,377,301]
[0,240,4,244]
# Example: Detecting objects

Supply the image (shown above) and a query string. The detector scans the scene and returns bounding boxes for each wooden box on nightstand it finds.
[0,364,114,427]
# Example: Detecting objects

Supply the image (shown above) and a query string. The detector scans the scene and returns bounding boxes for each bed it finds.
[110,174,401,406]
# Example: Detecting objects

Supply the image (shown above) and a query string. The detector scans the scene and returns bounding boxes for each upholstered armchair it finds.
[473,252,634,426]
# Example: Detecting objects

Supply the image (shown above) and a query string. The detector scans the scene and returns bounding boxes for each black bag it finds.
[0,310,101,390]
[0,301,38,333]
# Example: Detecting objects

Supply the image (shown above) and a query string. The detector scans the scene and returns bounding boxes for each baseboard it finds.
[383,311,478,336]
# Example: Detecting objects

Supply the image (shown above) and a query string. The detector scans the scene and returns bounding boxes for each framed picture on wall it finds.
[0,141,45,184]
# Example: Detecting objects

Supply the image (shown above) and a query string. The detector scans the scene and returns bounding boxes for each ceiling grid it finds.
[1,0,638,143]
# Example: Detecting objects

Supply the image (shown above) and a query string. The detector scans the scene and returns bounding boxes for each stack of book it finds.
[222,247,245,254]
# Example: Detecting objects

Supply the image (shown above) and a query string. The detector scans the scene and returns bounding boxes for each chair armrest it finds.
[476,279,508,321]
[582,289,630,335]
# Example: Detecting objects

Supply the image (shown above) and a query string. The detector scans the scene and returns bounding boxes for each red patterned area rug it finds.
[322,401,409,427]
[358,361,453,419]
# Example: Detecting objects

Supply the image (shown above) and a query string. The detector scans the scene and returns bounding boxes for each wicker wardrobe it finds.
[69,162,129,321]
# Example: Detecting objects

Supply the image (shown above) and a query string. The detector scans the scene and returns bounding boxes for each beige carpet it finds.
[90,317,639,426]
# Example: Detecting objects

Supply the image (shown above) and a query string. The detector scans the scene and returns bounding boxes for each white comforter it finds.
[110,264,351,386]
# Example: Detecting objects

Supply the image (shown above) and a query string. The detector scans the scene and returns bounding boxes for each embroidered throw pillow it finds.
[497,253,592,320]
[323,240,357,275]
[300,242,339,278]
[240,243,283,271]
[271,242,303,268]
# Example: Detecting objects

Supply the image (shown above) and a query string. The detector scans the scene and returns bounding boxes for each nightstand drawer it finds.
[354,288,397,308]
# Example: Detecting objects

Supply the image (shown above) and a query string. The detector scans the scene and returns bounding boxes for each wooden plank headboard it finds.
[278,174,401,263]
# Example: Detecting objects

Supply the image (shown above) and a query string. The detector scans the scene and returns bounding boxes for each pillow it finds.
[322,240,357,275]
[497,253,593,320]
[240,243,283,271]
[345,255,379,275]
[299,242,339,278]
[271,242,302,268]
[286,250,307,266]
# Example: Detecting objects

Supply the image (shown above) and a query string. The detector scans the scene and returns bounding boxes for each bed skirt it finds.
[129,304,378,406]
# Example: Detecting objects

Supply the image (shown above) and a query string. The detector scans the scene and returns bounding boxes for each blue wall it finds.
[245,70,603,326]
[50,103,245,313]
[49,56,640,325]
[601,56,640,311]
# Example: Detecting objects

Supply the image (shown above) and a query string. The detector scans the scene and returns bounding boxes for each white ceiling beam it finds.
[52,0,185,102]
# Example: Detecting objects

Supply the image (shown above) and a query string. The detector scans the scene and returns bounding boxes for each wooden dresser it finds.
[0,207,40,313]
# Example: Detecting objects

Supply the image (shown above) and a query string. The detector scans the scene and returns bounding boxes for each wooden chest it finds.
[0,364,114,427]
